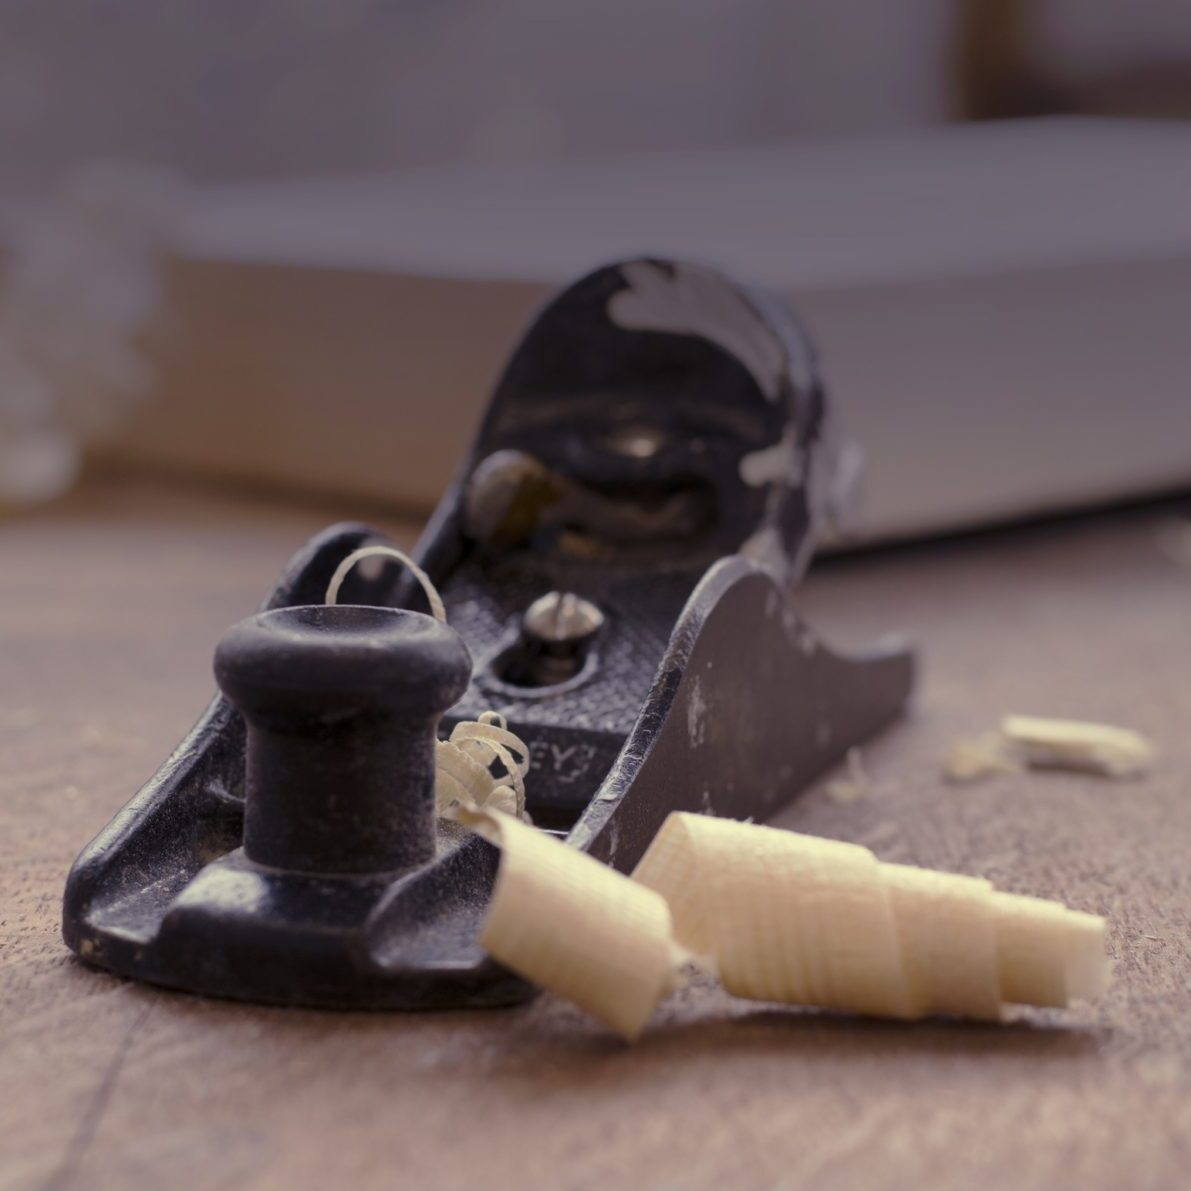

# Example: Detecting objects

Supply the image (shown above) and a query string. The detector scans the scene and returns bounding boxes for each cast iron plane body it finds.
[63,258,915,1009]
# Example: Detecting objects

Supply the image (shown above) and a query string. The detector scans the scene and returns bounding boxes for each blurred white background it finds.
[1,0,1189,513]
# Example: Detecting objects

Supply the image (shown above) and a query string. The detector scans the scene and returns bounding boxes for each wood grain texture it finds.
[4,478,1191,1191]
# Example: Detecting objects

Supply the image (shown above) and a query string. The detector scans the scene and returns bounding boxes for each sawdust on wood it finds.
[825,747,872,802]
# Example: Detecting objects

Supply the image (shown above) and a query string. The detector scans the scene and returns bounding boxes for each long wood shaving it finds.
[947,715,1154,783]
[1000,714,1153,778]
[461,808,1109,1040]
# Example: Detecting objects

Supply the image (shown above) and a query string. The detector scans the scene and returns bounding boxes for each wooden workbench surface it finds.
[5,479,1191,1191]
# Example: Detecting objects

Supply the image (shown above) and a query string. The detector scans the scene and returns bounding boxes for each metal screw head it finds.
[522,591,604,644]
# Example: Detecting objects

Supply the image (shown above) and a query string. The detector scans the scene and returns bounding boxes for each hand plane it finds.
[63,258,915,1009]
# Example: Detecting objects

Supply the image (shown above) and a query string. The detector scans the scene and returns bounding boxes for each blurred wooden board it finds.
[102,118,1191,538]
[4,477,1191,1191]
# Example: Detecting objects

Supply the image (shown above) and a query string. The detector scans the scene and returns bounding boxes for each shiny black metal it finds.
[63,256,916,1009]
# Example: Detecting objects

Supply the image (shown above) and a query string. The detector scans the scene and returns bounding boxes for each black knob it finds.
[214,604,471,875]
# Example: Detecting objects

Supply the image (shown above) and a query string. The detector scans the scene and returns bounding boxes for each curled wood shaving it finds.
[947,715,1154,784]
[461,808,1110,1041]
[1001,714,1153,778]
[458,808,682,1040]
[436,712,530,821]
